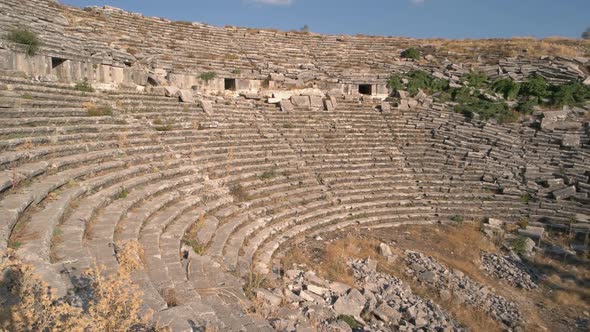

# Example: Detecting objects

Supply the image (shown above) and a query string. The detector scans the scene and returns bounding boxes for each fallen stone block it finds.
[200,99,213,114]
[267,97,281,104]
[333,288,366,317]
[254,289,282,307]
[164,86,180,97]
[280,99,294,112]
[378,243,393,257]
[518,226,545,241]
[239,91,260,100]
[329,282,350,295]
[306,284,328,296]
[291,95,311,108]
[552,186,576,200]
[177,89,194,103]
[487,218,504,227]
[309,96,323,108]
[372,303,401,323]
[546,178,564,188]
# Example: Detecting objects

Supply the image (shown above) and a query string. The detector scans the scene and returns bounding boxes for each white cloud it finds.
[254,0,294,5]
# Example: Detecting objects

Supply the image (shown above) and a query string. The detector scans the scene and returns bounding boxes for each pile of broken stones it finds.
[405,251,522,329]
[480,252,539,291]
[256,257,465,332]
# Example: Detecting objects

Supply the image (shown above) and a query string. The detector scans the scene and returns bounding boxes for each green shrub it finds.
[401,47,420,60]
[387,74,404,91]
[86,104,113,117]
[462,71,488,89]
[259,169,277,180]
[492,78,521,100]
[453,99,510,122]
[74,79,94,93]
[518,217,529,229]
[516,98,538,114]
[154,124,173,131]
[4,26,41,56]
[520,193,533,203]
[115,189,129,200]
[338,315,362,329]
[405,70,448,95]
[182,238,205,254]
[549,81,590,107]
[520,75,549,98]
[199,72,216,83]
[512,237,528,255]
[450,215,464,223]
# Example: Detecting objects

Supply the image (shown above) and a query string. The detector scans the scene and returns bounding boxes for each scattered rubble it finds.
[405,251,522,328]
[480,252,539,290]
[260,259,465,331]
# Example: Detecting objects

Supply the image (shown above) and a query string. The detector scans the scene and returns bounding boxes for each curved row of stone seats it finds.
[234,98,584,274]
[0,70,587,329]
[0,74,275,329]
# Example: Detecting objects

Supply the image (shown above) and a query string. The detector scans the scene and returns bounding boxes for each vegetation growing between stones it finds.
[74,79,94,93]
[389,70,590,123]
[85,103,113,117]
[4,26,41,56]
[401,47,420,60]
[199,72,217,83]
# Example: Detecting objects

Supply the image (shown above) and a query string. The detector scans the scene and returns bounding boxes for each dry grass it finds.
[427,37,590,60]
[0,249,150,331]
[243,270,270,298]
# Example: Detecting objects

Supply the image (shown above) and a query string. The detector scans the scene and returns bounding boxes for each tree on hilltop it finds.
[583,27,590,40]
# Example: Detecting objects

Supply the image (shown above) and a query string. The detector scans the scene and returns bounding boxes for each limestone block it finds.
[324,99,334,111]
[178,89,194,103]
[552,186,576,200]
[280,99,294,112]
[309,96,323,108]
[164,86,180,97]
[334,289,366,317]
[291,95,310,107]
[561,134,580,147]
[200,99,213,114]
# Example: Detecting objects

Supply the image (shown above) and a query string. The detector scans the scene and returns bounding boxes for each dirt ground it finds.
[279,222,590,331]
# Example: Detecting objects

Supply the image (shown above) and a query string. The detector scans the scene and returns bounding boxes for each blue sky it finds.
[61,0,589,39]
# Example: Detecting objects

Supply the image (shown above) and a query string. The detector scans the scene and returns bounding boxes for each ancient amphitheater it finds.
[0,0,589,331]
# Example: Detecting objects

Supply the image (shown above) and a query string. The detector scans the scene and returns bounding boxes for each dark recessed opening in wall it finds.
[358,84,372,95]
[224,78,236,91]
[51,57,66,69]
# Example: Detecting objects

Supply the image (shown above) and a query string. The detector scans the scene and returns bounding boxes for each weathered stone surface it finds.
[333,288,366,317]
[177,89,194,103]
[552,186,576,200]
[255,289,282,307]
[561,134,580,147]
[378,243,392,257]
[518,226,545,240]
[309,96,323,108]
[200,99,213,114]
[164,86,180,97]
[280,99,294,112]
[291,95,311,108]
